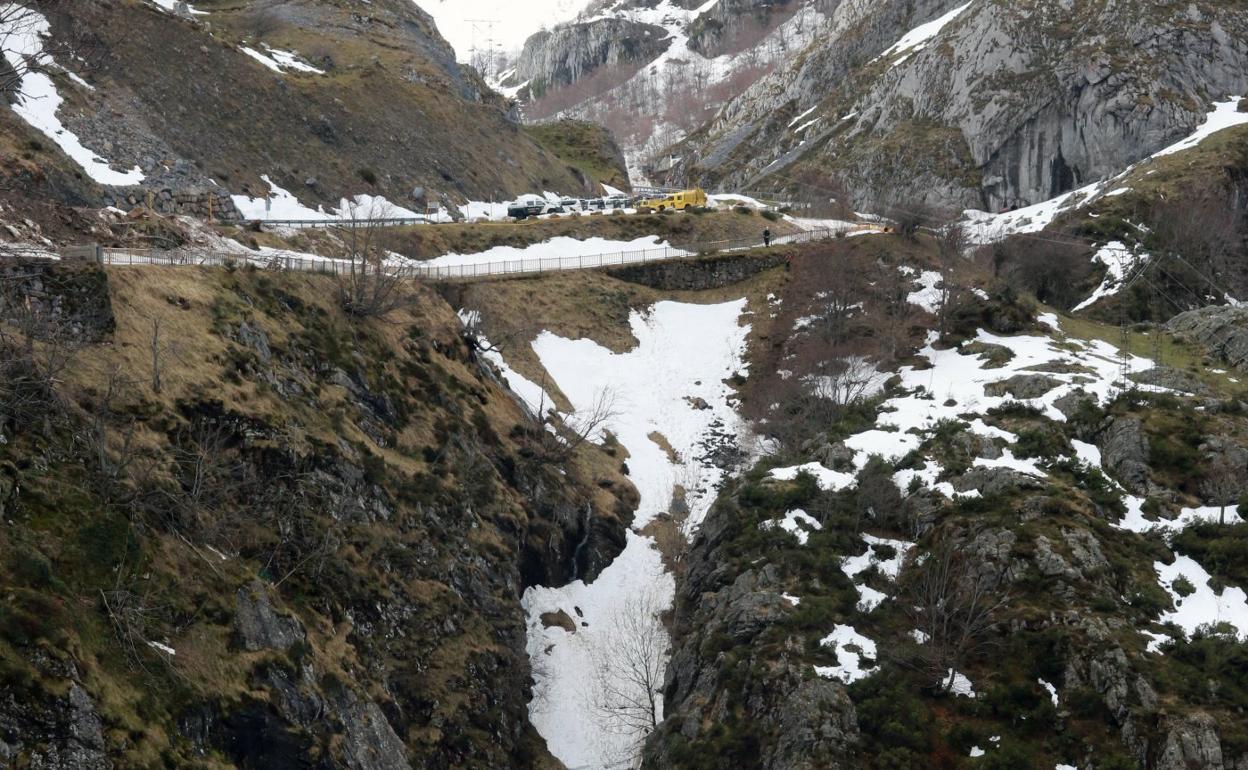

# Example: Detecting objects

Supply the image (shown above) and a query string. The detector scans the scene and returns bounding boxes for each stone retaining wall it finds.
[605,251,785,291]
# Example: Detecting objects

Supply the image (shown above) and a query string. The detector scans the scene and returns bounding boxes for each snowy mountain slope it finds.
[668,0,1248,211]
[0,0,597,227]
[502,0,828,178]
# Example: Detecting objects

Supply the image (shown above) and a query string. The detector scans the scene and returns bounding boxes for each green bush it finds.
[358,167,378,185]
[1171,575,1196,597]
[761,209,781,222]
[1172,522,1248,588]
[1014,427,1069,460]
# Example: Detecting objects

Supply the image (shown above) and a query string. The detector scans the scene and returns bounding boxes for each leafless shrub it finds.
[1202,449,1246,525]
[2,2,99,97]
[76,367,153,506]
[0,271,83,434]
[99,562,175,673]
[1150,188,1245,301]
[241,6,282,41]
[1,3,47,96]
[901,544,1007,694]
[888,199,934,241]
[934,221,967,342]
[529,386,619,464]
[333,201,412,319]
[586,590,669,763]
[992,233,1093,310]
[160,418,249,535]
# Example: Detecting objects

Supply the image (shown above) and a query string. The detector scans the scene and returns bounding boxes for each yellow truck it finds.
[636,188,708,213]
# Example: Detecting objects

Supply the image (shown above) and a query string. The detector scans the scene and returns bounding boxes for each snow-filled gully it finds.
[519,299,752,769]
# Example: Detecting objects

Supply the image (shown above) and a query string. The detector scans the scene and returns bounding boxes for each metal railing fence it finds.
[11,222,887,281]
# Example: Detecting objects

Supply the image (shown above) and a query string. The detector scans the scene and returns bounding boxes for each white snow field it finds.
[0,6,145,185]
[230,178,436,222]
[423,235,687,274]
[521,299,752,768]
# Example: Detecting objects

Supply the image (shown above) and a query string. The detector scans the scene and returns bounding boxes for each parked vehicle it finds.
[507,195,550,220]
[636,188,707,213]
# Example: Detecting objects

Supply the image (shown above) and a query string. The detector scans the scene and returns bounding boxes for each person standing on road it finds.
[763,228,772,247]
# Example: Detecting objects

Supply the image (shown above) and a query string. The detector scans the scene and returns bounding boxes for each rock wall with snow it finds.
[504,0,830,178]
[670,0,1248,211]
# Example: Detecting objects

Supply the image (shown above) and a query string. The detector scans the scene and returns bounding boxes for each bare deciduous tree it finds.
[0,269,83,433]
[992,232,1094,310]
[1202,449,1247,525]
[902,545,1007,694]
[530,386,619,463]
[1150,188,1246,302]
[1,3,47,96]
[934,221,967,342]
[810,355,884,408]
[333,200,411,318]
[888,198,934,241]
[587,591,669,762]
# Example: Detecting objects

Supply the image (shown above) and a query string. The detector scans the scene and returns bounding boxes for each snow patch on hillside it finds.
[241,45,325,75]
[815,624,878,683]
[1152,555,1248,651]
[149,0,207,15]
[522,299,751,768]
[876,2,973,64]
[1,6,145,186]
[1073,242,1147,311]
[424,235,682,271]
[1152,97,1248,158]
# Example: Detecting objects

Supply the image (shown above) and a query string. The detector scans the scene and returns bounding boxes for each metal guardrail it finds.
[12,222,887,282]
[246,216,448,230]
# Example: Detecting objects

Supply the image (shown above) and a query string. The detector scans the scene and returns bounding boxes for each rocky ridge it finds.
[668,0,1248,210]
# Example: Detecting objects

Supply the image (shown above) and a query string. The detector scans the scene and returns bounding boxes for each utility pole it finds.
[466,18,499,79]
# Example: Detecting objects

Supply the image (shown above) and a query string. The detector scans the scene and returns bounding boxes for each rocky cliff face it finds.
[0,262,634,768]
[504,0,829,175]
[671,0,1248,210]
[686,0,804,57]
[513,18,670,93]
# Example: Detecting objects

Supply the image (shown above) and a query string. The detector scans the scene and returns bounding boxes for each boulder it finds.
[952,466,1043,497]
[984,374,1062,399]
[1129,366,1216,397]
[1096,416,1153,494]
[1167,306,1248,372]
[234,581,305,652]
[1054,389,1099,422]
[331,690,413,770]
[1156,712,1226,770]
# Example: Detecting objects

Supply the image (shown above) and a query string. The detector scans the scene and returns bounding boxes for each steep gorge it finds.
[0,260,635,768]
